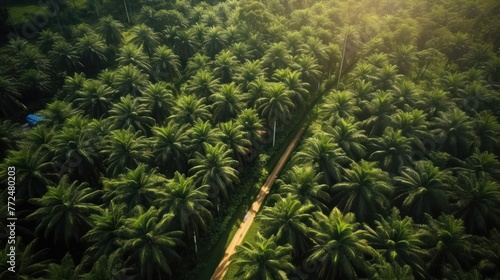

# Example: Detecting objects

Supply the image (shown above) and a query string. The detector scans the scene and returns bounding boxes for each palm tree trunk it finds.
[338,31,348,85]
[123,0,130,23]
[273,119,276,147]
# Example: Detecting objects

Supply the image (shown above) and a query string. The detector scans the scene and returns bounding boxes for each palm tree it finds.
[49,41,82,73]
[103,164,164,209]
[108,95,155,135]
[39,100,81,128]
[320,90,359,121]
[390,79,419,109]
[464,149,500,180]
[113,64,149,98]
[74,79,114,118]
[256,82,295,136]
[139,82,175,124]
[186,69,221,100]
[119,207,184,279]
[473,110,500,153]
[258,195,314,256]
[272,68,309,109]
[168,94,212,126]
[151,45,181,80]
[27,175,101,247]
[19,69,52,98]
[185,53,211,77]
[416,89,454,118]
[229,42,253,63]
[219,121,251,167]
[97,16,124,46]
[0,74,25,117]
[389,44,417,76]
[0,238,48,280]
[63,72,87,100]
[101,129,151,177]
[294,53,323,89]
[361,91,396,136]
[262,42,292,74]
[390,109,430,151]
[368,128,413,174]
[332,160,393,223]
[189,143,239,205]
[213,49,238,83]
[83,201,126,261]
[431,108,477,158]
[235,60,266,92]
[328,116,367,160]
[116,44,151,71]
[152,122,189,174]
[211,82,245,122]
[246,76,269,108]
[370,63,402,90]
[276,165,330,211]
[156,172,212,240]
[204,26,227,58]
[231,232,294,280]
[37,30,64,54]
[451,172,500,235]
[426,214,476,278]
[0,120,19,159]
[294,133,352,186]
[130,24,160,57]
[237,109,266,150]
[43,253,77,279]
[307,208,378,279]
[393,161,452,222]
[76,34,108,72]
[363,208,428,279]
[187,119,222,154]
[172,30,198,65]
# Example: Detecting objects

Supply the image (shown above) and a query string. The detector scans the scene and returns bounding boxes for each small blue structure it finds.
[26,114,45,126]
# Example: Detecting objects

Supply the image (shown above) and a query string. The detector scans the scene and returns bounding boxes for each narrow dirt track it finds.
[210,127,306,280]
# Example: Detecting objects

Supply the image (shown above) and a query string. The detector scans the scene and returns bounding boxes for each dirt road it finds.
[210,127,306,280]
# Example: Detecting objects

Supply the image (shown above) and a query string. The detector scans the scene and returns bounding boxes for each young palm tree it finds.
[189,143,239,205]
[74,79,114,118]
[108,95,155,135]
[151,45,182,80]
[186,69,221,100]
[368,128,413,174]
[130,24,160,57]
[307,208,378,279]
[83,201,126,261]
[258,195,314,256]
[156,172,212,240]
[363,209,428,279]
[276,165,330,212]
[332,160,393,223]
[139,82,175,125]
[119,207,184,279]
[168,94,212,126]
[394,161,452,222]
[113,64,149,98]
[211,82,245,122]
[101,129,151,177]
[97,16,124,47]
[451,172,500,235]
[294,133,352,186]
[231,232,294,280]
[103,164,165,209]
[431,108,477,158]
[27,175,101,247]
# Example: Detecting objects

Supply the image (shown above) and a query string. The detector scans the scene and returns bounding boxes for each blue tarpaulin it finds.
[26,114,45,126]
